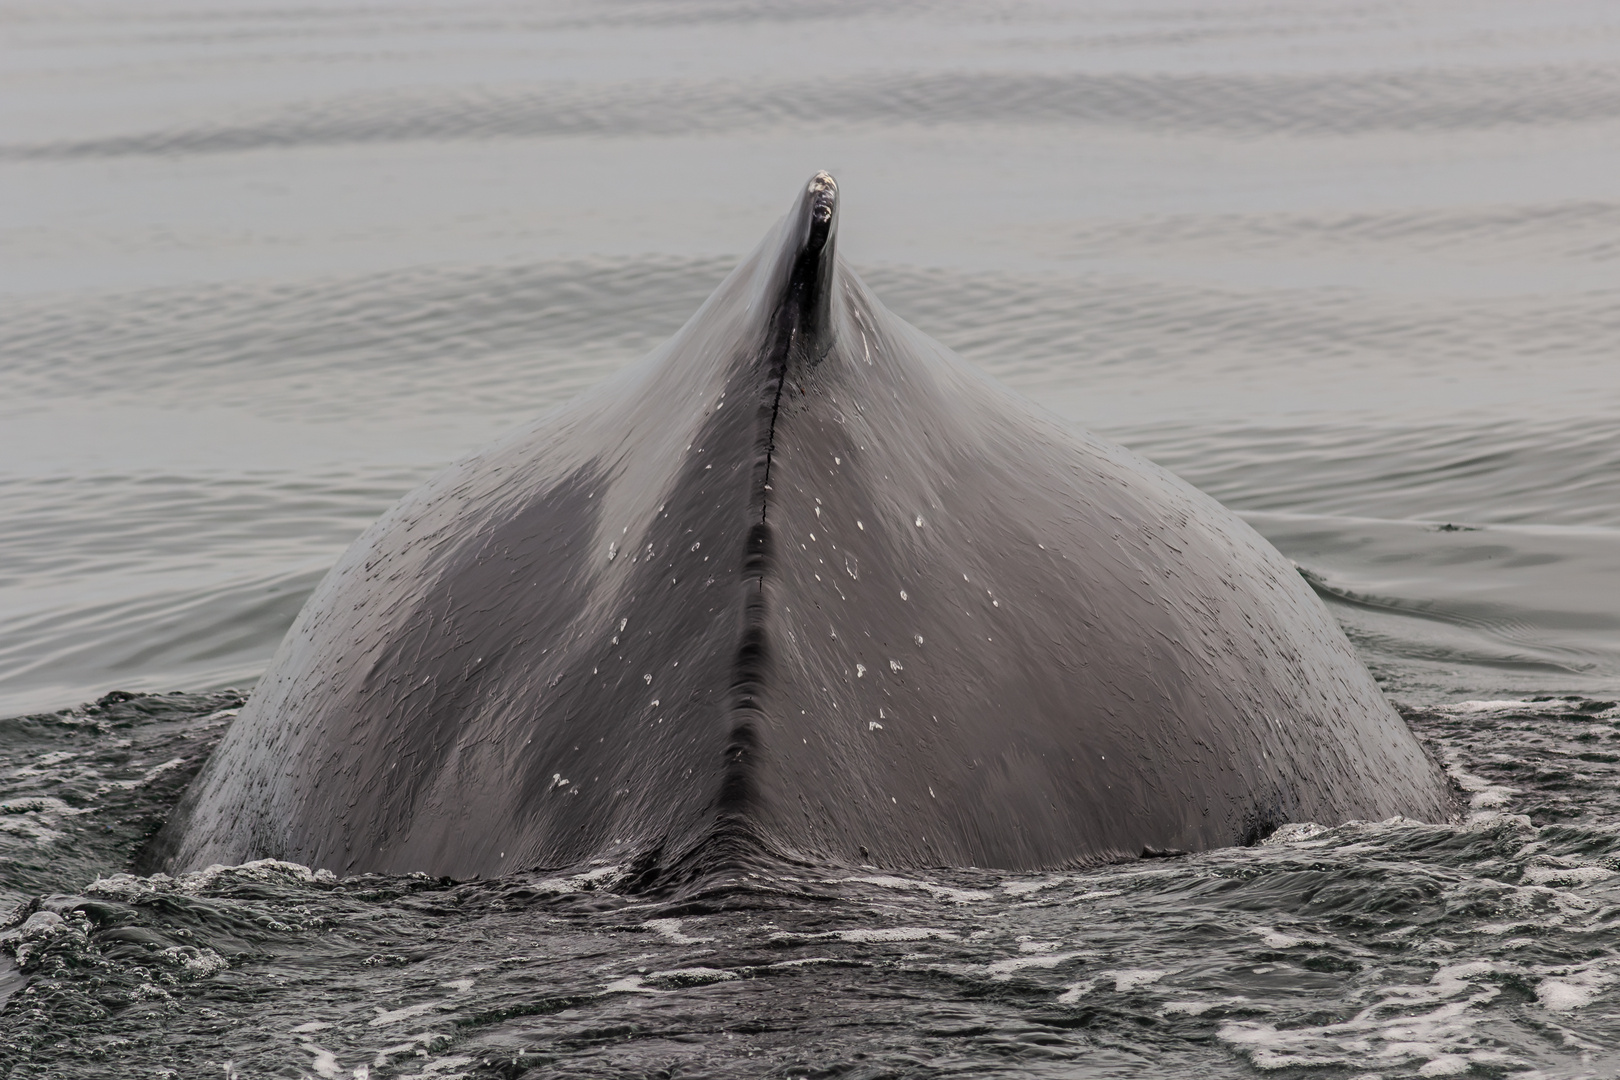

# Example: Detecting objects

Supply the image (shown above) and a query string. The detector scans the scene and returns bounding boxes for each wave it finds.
[9,63,1620,160]
[6,256,1617,429]
[1034,200,1620,264]
[1119,418,1620,529]
[1246,512,1620,699]
[0,469,413,716]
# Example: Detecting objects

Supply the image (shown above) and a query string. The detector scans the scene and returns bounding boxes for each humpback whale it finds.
[149,173,1454,880]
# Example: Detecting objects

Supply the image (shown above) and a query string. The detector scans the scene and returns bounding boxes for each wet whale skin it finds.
[150,174,1454,879]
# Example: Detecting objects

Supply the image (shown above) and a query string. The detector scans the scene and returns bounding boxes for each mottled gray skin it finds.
[150,173,1454,880]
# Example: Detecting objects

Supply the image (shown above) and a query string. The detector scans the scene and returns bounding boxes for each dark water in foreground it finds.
[4,692,1620,1077]
[4,0,1620,1075]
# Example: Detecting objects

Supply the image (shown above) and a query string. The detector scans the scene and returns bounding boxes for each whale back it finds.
[150,174,1453,879]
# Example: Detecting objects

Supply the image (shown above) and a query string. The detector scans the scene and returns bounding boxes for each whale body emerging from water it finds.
[150,173,1454,880]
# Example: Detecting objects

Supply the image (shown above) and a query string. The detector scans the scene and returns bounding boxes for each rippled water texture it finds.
[3,0,1620,1075]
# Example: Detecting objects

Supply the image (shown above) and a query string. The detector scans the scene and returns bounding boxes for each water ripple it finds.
[11,63,1620,161]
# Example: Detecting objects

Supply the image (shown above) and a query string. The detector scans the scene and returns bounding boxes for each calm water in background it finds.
[3,2,1620,1076]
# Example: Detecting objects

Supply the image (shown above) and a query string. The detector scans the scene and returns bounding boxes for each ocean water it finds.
[2,1,1619,1075]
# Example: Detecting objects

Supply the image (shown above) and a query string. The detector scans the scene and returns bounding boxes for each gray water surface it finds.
[3,1,1619,1075]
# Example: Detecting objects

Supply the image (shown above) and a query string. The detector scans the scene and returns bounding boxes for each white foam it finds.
[0,796,89,846]
[1072,889,1123,901]
[643,917,713,944]
[1000,876,1068,896]
[1462,810,1532,831]
[1252,926,1328,950]
[0,796,85,815]
[163,945,227,977]
[1262,822,1329,845]
[374,1038,424,1063]
[171,858,338,894]
[1439,747,1522,818]
[1521,864,1614,887]
[372,1032,451,1065]
[831,927,959,943]
[840,874,993,903]
[1055,980,1095,1004]
[603,975,659,994]
[985,950,1089,979]
[1107,968,1169,992]
[370,1001,440,1026]
[1417,1055,1474,1076]
[1505,882,1598,918]
[1161,996,1249,1017]
[1475,921,1534,936]
[83,873,157,900]
[1536,961,1615,1011]
[769,926,958,945]
[1217,960,1510,1073]
[105,756,187,790]
[529,864,624,895]
[766,956,849,968]
[1438,700,1534,714]
[307,1045,341,1078]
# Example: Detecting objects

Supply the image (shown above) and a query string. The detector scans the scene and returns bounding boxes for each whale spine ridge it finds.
[146,173,1456,883]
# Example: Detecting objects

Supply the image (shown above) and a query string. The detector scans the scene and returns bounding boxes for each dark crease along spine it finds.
[716,178,838,855]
